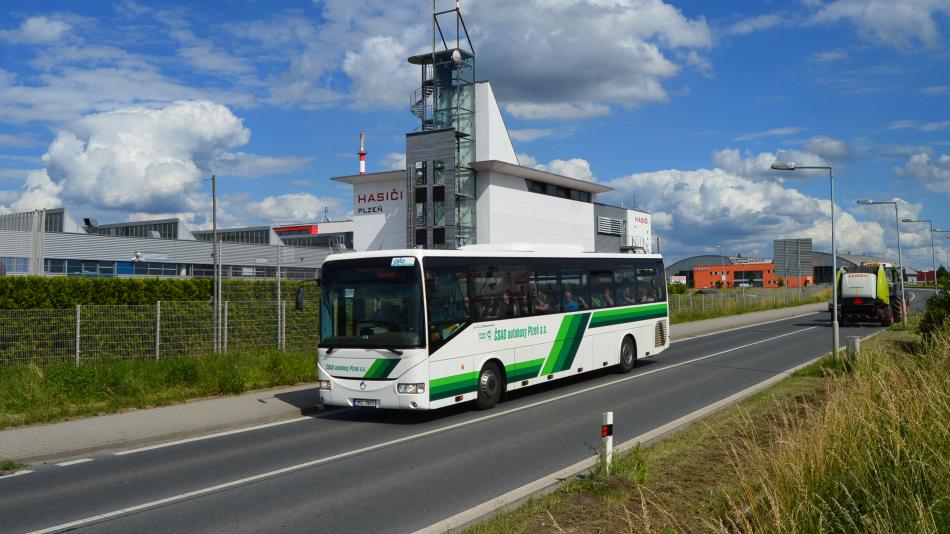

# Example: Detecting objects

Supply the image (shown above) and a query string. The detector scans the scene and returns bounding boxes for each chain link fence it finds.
[668,286,828,321]
[0,296,319,367]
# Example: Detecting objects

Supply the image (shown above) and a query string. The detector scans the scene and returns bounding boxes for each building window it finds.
[526,179,545,194]
[415,228,427,247]
[414,161,427,186]
[432,185,445,202]
[433,201,445,226]
[415,187,427,203]
[415,202,427,226]
[433,227,445,245]
[433,160,446,185]
[1,257,29,273]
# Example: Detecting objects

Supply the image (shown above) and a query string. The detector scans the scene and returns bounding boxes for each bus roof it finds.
[323,248,663,263]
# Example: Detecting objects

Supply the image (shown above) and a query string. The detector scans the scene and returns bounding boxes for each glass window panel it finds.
[415,202,426,226]
[433,202,445,226]
[433,160,445,185]
[588,270,617,309]
[528,271,559,315]
[559,269,590,311]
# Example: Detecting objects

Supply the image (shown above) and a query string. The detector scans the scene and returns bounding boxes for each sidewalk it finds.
[0,384,321,464]
[1,303,825,464]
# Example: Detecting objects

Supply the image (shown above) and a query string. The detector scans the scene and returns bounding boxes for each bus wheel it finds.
[618,336,637,373]
[475,362,504,410]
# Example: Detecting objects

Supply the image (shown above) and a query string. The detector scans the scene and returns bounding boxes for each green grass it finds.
[0,349,317,429]
[0,459,27,475]
[467,320,949,533]
[668,288,830,324]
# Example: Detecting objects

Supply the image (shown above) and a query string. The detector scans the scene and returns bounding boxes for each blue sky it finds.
[1,0,949,269]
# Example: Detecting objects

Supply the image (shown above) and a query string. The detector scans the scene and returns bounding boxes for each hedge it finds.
[0,276,317,310]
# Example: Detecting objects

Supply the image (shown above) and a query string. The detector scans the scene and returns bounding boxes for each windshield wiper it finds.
[383,348,404,355]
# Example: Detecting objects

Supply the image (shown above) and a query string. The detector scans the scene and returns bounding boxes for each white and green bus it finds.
[318,249,669,410]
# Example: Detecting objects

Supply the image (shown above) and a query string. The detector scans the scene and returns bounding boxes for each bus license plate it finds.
[353,399,379,408]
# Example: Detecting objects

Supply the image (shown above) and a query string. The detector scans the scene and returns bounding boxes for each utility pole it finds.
[212,174,219,352]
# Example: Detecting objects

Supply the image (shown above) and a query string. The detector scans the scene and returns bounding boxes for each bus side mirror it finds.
[296,287,305,310]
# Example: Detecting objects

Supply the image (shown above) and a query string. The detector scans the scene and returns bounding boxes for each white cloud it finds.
[604,167,885,258]
[887,119,917,129]
[733,126,806,141]
[811,0,950,49]
[0,16,71,45]
[518,153,596,181]
[920,120,950,132]
[724,14,784,36]
[382,152,406,171]
[342,33,422,110]
[808,49,849,63]
[0,132,42,148]
[505,102,612,120]
[803,136,853,160]
[712,148,828,180]
[508,129,558,142]
[895,153,950,194]
[3,100,310,221]
[246,193,343,224]
[923,85,950,95]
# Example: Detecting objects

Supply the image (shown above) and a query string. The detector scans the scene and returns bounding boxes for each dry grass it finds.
[467,322,949,534]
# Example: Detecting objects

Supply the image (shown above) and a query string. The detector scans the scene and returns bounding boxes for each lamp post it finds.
[857,200,907,326]
[771,162,839,357]
[715,244,726,287]
[903,219,937,289]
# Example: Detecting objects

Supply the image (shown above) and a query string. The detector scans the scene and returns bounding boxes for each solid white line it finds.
[27,325,819,534]
[55,458,94,467]
[0,469,33,480]
[670,310,822,344]
[112,416,312,456]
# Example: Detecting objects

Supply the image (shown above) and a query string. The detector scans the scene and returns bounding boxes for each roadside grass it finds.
[0,459,26,475]
[466,319,949,533]
[668,288,830,324]
[0,350,316,429]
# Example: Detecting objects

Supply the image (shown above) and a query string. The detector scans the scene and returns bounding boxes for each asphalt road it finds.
[1,289,932,534]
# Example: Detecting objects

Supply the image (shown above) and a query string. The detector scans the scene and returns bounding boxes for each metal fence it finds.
[0,298,319,367]
[668,286,827,318]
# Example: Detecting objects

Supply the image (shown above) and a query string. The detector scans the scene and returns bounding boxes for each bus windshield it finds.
[320,258,425,349]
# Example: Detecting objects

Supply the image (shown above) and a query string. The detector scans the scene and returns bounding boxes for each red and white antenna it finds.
[358,131,366,175]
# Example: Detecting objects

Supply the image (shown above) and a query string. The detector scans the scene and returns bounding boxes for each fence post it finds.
[75,304,81,366]
[155,300,161,360]
[224,300,229,354]
[280,299,286,351]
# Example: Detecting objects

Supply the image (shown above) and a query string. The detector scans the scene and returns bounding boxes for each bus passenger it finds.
[638,286,655,303]
[591,287,614,308]
[562,291,588,311]
[533,292,551,314]
[501,289,517,318]
[621,285,637,305]
[480,297,501,320]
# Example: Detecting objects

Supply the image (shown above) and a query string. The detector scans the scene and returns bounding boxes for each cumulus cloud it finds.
[246,193,343,224]
[382,152,406,171]
[803,136,853,160]
[342,33,422,110]
[723,14,784,36]
[712,148,828,180]
[518,153,596,181]
[603,167,885,259]
[0,16,71,45]
[810,0,950,49]
[5,100,310,219]
[895,153,950,194]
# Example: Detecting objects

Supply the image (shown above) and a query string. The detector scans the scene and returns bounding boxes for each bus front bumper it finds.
[318,365,430,410]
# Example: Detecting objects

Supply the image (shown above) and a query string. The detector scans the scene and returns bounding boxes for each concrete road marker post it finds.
[846,335,861,361]
[600,411,613,474]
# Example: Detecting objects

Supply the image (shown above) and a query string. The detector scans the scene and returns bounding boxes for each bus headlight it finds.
[397,383,425,394]
[318,380,331,390]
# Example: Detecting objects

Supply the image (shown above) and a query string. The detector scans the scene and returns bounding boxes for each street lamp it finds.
[771,161,839,357]
[903,219,937,289]
[856,199,906,326]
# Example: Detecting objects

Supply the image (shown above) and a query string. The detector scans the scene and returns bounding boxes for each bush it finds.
[667,283,688,295]
[918,289,950,339]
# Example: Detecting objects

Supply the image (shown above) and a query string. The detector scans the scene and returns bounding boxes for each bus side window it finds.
[589,270,616,309]
[426,267,470,323]
[635,268,659,303]
[559,269,590,311]
[615,269,638,305]
[528,271,559,315]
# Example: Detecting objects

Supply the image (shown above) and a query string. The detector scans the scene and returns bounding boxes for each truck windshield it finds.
[320,258,425,349]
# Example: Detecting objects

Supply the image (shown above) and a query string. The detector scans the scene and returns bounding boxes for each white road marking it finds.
[27,325,818,534]
[112,416,313,456]
[670,310,821,343]
[0,469,33,479]
[55,458,93,467]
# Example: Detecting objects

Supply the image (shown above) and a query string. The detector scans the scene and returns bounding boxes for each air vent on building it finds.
[597,216,625,236]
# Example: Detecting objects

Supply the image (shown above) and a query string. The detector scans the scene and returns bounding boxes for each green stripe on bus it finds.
[506,358,545,383]
[430,371,479,401]
[589,303,668,328]
[363,358,399,379]
[541,313,591,375]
